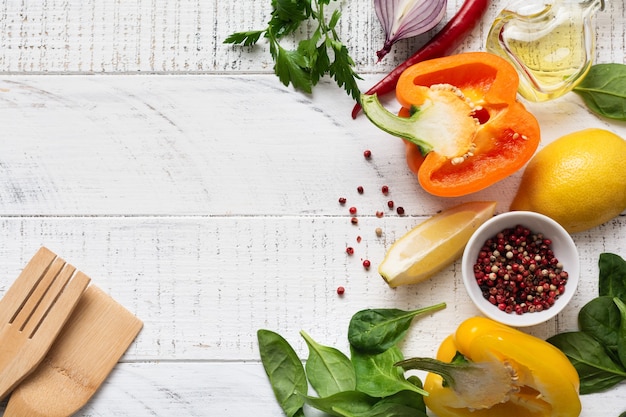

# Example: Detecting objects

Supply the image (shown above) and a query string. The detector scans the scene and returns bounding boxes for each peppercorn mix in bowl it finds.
[461,210,579,327]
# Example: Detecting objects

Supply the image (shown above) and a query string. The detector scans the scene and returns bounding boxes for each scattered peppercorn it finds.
[473,224,569,315]
[375,227,383,237]
[338,197,347,205]
[381,185,389,195]
[387,200,394,209]
[356,236,362,243]
[351,217,358,224]
[363,259,371,269]
[349,206,357,215]
[364,149,372,159]
[346,247,354,255]
[396,207,405,215]
[357,186,364,194]
[337,286,345,295]
[376,211,384,218]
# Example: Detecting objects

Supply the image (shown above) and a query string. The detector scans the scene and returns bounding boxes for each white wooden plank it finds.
[0,0,623,415]
[0,215,623,362]
[0,0,622,74]
[0,75,622,217]
[0,361,621,416]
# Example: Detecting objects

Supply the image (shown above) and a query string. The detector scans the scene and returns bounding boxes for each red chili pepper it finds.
[351,0,490,119]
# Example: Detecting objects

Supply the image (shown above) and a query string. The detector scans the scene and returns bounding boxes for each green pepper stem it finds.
[360,94,434,154]
[360,91,479,160]
[395,356,470,389]
[396,355,520,409]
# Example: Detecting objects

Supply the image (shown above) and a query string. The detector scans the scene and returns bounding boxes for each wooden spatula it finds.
[0,247,90,401]
[4,285,143,417]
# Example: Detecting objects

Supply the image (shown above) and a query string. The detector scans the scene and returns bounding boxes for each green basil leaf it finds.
[579,296,621,352]
[300,330,356,397]
[574,64,626,120]
[302,391,377,417]
[257,329,307,417]
[547,331,626,394]
[348,303,446,354]
[599,253,626,301]
[351,345,427,397]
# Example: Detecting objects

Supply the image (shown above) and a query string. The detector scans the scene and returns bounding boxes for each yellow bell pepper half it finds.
[398,317,581,417]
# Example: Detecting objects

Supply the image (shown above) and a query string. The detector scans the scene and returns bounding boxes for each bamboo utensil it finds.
[0,247,91,401]
[4,284,143,417]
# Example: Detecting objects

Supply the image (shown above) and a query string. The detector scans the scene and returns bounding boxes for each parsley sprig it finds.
[224,0,361,102]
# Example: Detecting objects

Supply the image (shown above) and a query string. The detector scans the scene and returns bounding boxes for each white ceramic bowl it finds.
[461,211,579,327]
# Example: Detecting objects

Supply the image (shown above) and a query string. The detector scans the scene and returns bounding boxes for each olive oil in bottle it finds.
[486,0,604,102]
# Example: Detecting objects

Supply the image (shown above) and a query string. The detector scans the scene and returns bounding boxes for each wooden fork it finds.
[4,285,143,417]
[0,247,90,400]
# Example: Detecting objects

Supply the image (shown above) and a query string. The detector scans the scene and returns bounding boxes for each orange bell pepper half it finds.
[360,52,540,197]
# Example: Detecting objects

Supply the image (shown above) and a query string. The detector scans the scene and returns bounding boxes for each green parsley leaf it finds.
[272,41,313,93]
[223,30,264,46]
[328,38,360,102]
[224,0,361,100]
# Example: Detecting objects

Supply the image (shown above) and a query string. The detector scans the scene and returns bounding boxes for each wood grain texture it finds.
[0,0,621,74]
[0,0,624,415]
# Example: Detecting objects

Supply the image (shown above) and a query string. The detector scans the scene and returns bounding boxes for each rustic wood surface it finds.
[0,0,624,415]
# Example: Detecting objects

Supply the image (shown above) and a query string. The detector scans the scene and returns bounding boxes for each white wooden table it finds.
[0,0,624,415]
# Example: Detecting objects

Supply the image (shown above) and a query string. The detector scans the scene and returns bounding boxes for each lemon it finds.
[510,128,626,234]
[379,201,497,288]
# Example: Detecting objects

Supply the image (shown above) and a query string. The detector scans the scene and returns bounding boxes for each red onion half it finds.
[375,0,448,61]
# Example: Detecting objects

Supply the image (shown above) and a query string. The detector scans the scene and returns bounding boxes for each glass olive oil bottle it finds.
[486,0,604,102]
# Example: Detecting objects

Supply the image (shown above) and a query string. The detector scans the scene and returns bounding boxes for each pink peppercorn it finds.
[337,286,345,295]
[363,259,371,269]
[473,224,569,316]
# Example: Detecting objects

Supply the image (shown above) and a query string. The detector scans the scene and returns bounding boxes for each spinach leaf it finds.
[300,330,356,397]
[566,357,626,394]
[302,387,428,417]
[335,402,428,417]
[348,303,446,354]
[376,376,426,413]
[599,253,626,301]
[573,64,626,120]
[613,298,626,369]
[257,329,307,417]
[351,345,428,397]
[578,296,621,352]
[302,391,377,416]
[547,331,626,394]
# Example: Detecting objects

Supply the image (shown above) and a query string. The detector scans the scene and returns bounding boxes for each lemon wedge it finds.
[379,201,497,287]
